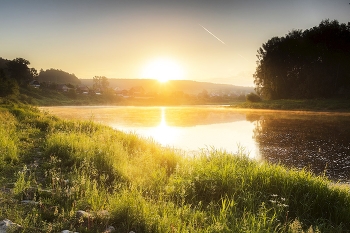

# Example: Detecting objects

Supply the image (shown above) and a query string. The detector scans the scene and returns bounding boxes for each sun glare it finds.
[150,107,179,146]
[141,58,184,83]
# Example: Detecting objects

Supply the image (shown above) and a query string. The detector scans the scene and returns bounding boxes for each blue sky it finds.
[1,0,349,86]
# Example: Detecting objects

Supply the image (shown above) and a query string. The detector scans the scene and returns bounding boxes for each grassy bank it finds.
[1,102,350,232]
[232,99,350,112]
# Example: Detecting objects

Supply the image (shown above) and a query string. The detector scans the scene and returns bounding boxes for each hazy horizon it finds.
[1,0,349,87]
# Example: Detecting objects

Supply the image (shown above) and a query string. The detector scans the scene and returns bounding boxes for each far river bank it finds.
[232,98,350,112]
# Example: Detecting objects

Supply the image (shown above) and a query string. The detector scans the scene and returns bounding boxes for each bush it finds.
[246,92,262,102]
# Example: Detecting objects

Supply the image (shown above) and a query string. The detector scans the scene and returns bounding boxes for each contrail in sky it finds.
[199,24,248,62]
[199,24,226,45]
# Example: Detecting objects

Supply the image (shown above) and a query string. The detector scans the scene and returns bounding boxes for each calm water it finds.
[41,106,350,182]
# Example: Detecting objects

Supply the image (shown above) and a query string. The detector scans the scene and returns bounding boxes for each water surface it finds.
[41,106,350,182]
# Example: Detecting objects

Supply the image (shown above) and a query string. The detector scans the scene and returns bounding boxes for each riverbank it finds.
[1,103,350,232]
[18,87,350,113]
[231,99,350,112]
[10,86,350,112]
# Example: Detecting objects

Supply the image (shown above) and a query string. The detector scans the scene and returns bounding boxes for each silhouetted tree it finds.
[29,68,38,79]
[0,57,8,69]
[0,69,19,97]
[198,89,210,99]
[246,92,262,102]
[254,20,350,99]
[6,58,33,86]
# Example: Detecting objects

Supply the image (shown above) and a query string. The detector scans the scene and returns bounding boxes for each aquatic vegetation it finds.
[0,103,349,232]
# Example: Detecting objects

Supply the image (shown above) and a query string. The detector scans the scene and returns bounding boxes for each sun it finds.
[141,58,184,83]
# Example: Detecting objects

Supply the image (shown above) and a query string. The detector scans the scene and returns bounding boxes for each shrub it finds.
[246,92,262,102]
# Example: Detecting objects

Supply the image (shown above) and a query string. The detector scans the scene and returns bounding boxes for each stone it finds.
[21,200,39,205]
[0,219,21,233]
[103,225,116,233]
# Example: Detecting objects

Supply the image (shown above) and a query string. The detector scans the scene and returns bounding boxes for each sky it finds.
[1,0,349,87]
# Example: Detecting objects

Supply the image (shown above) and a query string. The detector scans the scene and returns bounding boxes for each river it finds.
[40,106,350,183]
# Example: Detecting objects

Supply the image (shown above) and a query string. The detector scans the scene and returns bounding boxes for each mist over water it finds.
[41,106,350,182]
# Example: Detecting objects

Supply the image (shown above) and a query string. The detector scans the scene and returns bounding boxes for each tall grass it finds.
[167,151,350,231]
[0,104,350,232]
[0,110,19,164]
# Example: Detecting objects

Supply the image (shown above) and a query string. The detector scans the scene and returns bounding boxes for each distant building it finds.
[29,80,40,88]
[114,87,129,98]
[129,86,145,97]
[56,84,69,92]
[76,85,90,94]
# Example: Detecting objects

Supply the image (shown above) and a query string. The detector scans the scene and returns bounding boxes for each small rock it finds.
[21,200,39,205]
[103,225,115,233]
[0,219,21,233]
[76,210,91,219]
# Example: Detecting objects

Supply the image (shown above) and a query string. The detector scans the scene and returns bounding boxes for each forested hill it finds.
[38,69,80,85]
[80,78,254,95]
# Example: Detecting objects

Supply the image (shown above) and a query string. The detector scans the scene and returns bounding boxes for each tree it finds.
[254,20,350,100]
[29,68,38,79]
[92,76,109,93]
[198,89,209,99]
[6,58,32,86]
[0,69,19,97]
[38,69,80,84]
[246,92,262,102]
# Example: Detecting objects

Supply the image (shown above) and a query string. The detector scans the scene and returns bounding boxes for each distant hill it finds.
[38,69,81,85]
[80,79,254,95]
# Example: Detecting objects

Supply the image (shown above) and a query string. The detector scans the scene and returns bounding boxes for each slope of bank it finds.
[0,102,350,232]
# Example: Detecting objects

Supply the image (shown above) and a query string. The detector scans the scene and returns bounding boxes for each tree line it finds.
[0,57,34,97]
[0,57,110,98]
[254,20,350,100]
[0,56,249,105]
[38,68,80,85]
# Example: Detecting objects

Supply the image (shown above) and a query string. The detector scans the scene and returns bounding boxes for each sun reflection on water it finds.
[150,107,180,147]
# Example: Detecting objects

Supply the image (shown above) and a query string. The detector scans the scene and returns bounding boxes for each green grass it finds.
[0,110,19,164]
[233,99,350,112]
[0,102,350,232]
